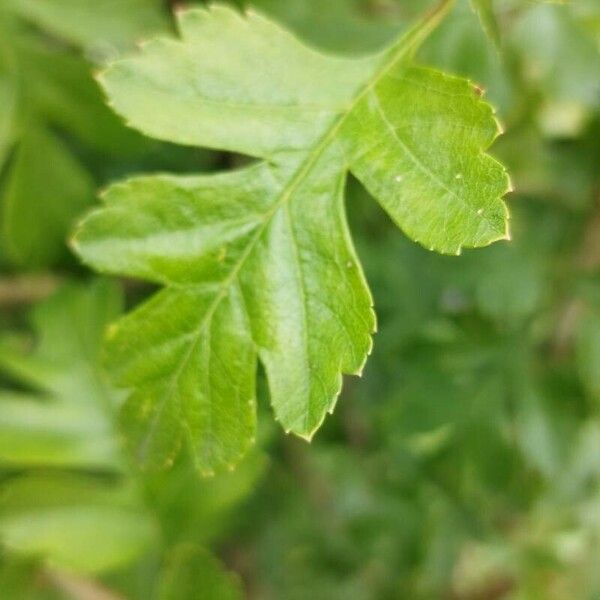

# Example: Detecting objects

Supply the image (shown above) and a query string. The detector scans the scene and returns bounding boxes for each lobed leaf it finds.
[73,1,510,474]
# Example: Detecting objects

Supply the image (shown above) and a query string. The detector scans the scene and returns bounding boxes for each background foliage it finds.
[0,0,598,598]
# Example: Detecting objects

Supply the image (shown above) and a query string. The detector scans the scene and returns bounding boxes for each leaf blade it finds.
[343,66,510,254]
[74,0,511,474]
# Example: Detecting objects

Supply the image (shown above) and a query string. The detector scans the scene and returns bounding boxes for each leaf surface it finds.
[73,2,510,474]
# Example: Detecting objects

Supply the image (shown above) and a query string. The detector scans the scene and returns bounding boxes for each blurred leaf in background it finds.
[71,0,511,478]
[0,2,165,269]
[4,0,168,61]
[0,281,155,574]
[157,544,243,600]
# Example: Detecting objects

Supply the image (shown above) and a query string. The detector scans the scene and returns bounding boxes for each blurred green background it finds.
[0,0,599,598]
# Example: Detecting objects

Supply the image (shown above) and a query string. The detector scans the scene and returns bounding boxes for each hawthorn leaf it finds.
[73,1,510,474]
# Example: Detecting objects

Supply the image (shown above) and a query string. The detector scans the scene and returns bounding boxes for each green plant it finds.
[72,0,509,476]
[0,0,598,598]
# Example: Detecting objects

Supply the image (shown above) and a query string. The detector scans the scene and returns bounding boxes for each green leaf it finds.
[0,281,121,469]
[0,474,154,575]
[73,2,510,474]
[2,126,94,268]
[0,281,155,573]
[157,544,243,600]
